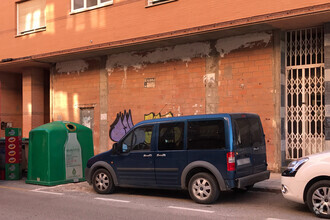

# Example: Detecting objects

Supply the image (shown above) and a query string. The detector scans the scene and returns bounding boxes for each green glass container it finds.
[26,121,94,186]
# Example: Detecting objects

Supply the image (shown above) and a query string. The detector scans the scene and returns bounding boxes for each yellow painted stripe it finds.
[0,185,29,191]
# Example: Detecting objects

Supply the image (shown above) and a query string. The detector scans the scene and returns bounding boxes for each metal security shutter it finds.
[285,27,325,159]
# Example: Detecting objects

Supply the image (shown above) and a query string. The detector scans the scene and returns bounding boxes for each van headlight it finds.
[282,157,309,177]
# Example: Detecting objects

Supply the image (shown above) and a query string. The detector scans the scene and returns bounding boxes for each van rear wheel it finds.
[188,172,219,204]
[92,168,115,194]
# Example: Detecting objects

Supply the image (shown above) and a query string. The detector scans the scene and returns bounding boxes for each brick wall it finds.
[52,40,279,171]
[0,73,22,137]
[108,58,206,147]
[218,45,277,170]
[53,59,100,153]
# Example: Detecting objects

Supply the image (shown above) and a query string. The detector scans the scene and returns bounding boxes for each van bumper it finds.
[237,170,270,188]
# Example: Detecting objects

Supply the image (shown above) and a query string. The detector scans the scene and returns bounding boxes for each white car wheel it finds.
[307,180,330,218]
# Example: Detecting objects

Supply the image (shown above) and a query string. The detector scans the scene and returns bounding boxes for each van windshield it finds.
[233,117,264,148]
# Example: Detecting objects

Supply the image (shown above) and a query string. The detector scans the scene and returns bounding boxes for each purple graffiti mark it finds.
[109,110,134,142]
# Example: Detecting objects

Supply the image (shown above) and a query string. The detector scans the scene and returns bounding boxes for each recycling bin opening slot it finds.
[65,123,76,132]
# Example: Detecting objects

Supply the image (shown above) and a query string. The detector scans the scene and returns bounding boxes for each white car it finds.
[281,151,330,218]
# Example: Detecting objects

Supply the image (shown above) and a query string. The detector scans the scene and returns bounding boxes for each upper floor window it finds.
[71,0,113,13]
[147,0,177,7]
[17,0,46,36]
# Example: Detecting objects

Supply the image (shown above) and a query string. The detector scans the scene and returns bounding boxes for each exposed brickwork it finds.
[218,45,277,170]
[52,59,101,153]
[50,40,280,171]
[108,58,206,147]
[51,44,278,171]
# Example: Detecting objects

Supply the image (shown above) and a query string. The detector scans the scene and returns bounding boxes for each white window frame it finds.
[71,0,113,14]
[16,0,46,36]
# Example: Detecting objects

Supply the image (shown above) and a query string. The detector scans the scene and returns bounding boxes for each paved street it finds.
[0,177,317,220]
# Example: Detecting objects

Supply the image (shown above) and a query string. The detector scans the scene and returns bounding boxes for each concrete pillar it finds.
[324,23,330,151]
[205,41,219,114]
[49,66,55,122]
[279,32,286,169]
[273,30,285,172]
[22,68,45,137]
[99,56,108,152]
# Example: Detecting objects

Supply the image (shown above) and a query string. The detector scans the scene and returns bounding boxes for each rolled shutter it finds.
[17,0,46,34]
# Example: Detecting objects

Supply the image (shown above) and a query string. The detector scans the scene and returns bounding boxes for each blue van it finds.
[85,113,270,204]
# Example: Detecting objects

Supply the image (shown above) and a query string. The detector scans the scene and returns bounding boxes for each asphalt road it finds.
[0,180,317,220]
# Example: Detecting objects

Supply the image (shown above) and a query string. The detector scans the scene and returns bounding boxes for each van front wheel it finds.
[188,172,219,204]
[92,168,115,194]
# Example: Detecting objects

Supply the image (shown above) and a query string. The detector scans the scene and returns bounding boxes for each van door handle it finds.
[143,154,152,158]
[253,147,259,151]
[156,154,166,157]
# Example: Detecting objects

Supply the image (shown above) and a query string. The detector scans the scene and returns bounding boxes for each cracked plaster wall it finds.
[105,32,272,73]
[54,32,272,75]
[56,60,89,74]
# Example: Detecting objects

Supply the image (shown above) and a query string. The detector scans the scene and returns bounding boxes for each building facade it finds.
[0,0,330,171]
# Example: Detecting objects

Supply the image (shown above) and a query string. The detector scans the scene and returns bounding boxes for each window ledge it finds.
[16,26,46,37]
[145,0,177,8]
[70,2,113,15]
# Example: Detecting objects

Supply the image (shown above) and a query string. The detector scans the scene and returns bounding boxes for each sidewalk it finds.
[253,172,281,192]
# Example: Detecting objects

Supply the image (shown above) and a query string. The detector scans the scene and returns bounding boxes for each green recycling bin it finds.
[26,121,94,186]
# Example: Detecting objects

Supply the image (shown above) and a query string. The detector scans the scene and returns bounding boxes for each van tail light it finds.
[227,152,236,171]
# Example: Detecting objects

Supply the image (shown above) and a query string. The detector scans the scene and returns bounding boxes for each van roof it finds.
[135,113,259,126]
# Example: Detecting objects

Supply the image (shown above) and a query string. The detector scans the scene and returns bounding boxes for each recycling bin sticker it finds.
[65,133,83,180]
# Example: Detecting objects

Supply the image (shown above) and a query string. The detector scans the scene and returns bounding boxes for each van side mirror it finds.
[112,143,119,155]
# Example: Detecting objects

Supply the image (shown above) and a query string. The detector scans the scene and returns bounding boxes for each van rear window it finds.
[187,120,226,150]
[233,117,263,148]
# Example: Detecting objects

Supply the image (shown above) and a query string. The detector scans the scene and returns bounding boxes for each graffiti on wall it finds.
[109,110,174,142]
[109,110,134,142]
[144,112,173,120]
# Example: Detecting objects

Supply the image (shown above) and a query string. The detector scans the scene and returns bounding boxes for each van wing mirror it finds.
[112,143,120,154]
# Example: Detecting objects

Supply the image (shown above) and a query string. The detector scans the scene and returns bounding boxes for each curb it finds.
[251,187,281,193]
